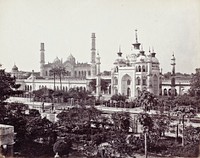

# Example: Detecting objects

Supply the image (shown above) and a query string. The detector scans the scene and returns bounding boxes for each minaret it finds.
[147,48,153,93]
[96,53,101,99]
[171,54,176,99]
[40,43,45,77]
[91,33,96,77]
[132,29,141,50]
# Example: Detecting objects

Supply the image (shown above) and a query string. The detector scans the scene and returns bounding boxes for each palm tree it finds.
[50,65,66,91]
[137,112,154,158]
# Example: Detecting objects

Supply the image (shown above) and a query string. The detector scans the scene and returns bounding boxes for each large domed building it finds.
[111,30,162,98]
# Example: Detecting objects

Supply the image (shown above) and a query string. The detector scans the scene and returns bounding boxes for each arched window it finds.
[136,77,141,85]
[142,65,145,72]
[164,88,168,96]
[138,65,141,72]
[127,79,131,85]
[142,78,146,85]
[30,86,32,91]
[46,71,48,76]
[168,89,171,96]
[88,71,91,76]
[75,71,77,77]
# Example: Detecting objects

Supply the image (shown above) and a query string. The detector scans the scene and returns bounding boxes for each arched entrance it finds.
[121,74,132,97]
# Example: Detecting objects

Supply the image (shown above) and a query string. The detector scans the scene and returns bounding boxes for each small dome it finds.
[136,54,146,63]
[53,57,60,63]
[12,64,18,71]
[67,54,75,61]
[114,56,126,65]
[151,57,159,63]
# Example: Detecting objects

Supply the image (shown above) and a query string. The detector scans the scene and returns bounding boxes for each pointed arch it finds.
[136,77,141,85]
[121,74,132,97]
[138,65,141,72]
[142,65,146,72]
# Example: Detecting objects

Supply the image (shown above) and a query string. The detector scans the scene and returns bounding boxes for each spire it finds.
[151,46,156,57]
[132,29,141,50]
[135,29,138,43]
[119,45,121,53]
[117,45,122,57]
[149,47,151,53]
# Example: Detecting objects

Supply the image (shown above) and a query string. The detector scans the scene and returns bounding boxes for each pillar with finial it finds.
[96,53,101,99]
[171,53,176,99]
[91,33,96,77]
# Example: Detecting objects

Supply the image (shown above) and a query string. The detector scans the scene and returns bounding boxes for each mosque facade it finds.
[111,30,162,98]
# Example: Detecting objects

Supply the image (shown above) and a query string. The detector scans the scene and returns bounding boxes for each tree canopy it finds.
[190,69,200,97]
[0,67,21,103]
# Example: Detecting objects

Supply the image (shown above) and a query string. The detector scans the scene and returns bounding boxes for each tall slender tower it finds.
[91,33,96,77]
[40,43,45,77]
[171,54,176,99]
[96,53,101,98]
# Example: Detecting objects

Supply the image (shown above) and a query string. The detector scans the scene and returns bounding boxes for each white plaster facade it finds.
[111,30,161,98]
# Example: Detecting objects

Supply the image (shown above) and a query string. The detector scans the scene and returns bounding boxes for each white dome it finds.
[136,54,146,63]
[151,57,159,63]
[53,57,60,63]
[12,64,18,71]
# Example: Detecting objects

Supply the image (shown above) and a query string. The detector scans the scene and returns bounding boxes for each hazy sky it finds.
[0,0,200,74]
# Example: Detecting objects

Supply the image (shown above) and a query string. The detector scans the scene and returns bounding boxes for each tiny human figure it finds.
[42,102,45,112]
[51,103,54,112]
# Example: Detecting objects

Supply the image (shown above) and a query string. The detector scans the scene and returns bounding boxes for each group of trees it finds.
[1,64,200,157]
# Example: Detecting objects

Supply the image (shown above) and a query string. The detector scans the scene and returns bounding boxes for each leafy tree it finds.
[0,66,21,103]
[53,139,72,157]
[135,90,158,111]
[153,114,170,137]
[111,112,130,132]
[89,78,109,93]
[26,117,54,143]
[184,126,200,145]
[190,68,200,97]
[50,64,66,91]
[33,88,54,101]
[111,94,127,102]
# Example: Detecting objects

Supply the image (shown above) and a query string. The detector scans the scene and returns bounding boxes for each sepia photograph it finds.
[0,0,200,157]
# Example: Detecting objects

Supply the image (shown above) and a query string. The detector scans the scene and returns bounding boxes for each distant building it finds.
[111,30,161,98]
[14,33,102,93]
